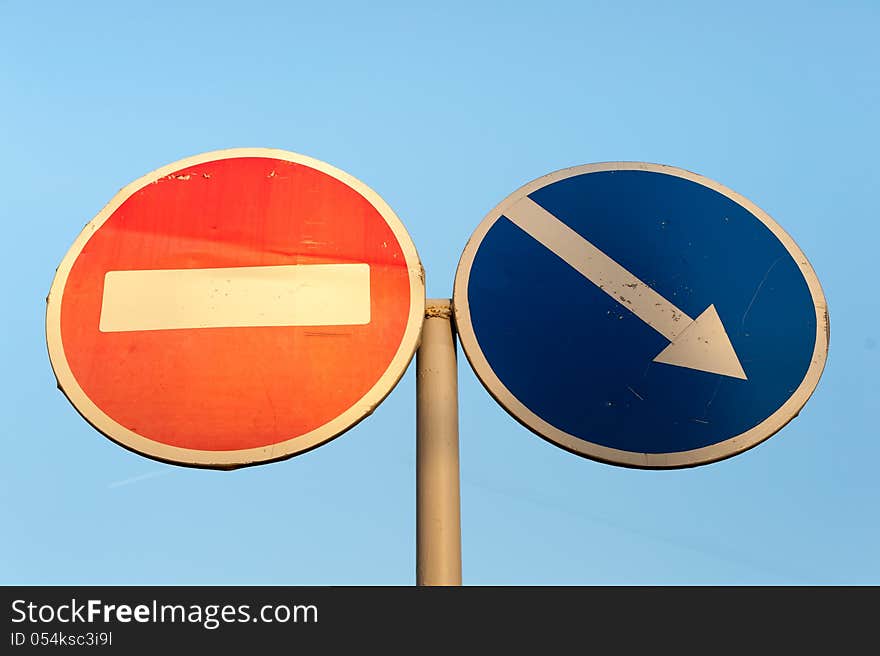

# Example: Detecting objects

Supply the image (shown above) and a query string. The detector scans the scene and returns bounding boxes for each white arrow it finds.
[503,196,747,380]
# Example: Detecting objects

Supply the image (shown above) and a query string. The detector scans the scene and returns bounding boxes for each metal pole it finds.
[416,298,462,586]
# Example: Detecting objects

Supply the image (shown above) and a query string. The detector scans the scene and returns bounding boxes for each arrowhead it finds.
[652,305,747,380]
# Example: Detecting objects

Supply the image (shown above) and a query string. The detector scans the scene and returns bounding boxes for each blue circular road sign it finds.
[453,162,829,468]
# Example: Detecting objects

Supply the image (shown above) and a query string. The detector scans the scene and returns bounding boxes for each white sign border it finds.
[453,161,829,469]
[46,148,425,469]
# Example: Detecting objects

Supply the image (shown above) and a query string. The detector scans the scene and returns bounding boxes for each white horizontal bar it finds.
[99,264,371,332]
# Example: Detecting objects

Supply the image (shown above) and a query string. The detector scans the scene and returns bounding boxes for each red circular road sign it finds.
[46,148,424,468]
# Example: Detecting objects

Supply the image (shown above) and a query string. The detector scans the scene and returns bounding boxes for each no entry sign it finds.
[46,148,424,468]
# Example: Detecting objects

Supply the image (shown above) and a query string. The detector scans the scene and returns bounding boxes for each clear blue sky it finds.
[2,1,877,584]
